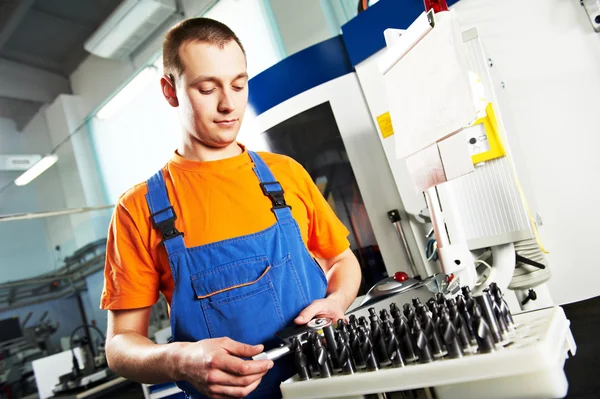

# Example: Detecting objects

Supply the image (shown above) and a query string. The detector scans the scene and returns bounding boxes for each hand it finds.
[176,337,273,399]
[294,294,347,325]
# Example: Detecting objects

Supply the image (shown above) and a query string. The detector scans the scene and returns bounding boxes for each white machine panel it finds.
[245,74,424,278]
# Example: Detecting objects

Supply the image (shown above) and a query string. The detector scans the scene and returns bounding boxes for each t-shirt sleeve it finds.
[291,159,350,259]
[100,201,159,310]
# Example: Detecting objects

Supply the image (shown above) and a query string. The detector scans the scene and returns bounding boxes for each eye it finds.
[232,85,245,91]
[200,89,215,95]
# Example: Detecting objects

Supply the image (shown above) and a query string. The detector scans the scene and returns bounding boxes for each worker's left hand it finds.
[294,293,347,324]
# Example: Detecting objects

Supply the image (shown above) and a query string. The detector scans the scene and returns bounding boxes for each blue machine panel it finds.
[341,0,459,67]
[248,36,352,116]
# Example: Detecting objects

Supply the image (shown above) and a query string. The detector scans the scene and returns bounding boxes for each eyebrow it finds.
[189,72,248,86]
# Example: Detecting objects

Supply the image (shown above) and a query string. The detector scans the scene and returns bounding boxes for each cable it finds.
[426,239,438,261]
[474,259,494,287]
[69,324,106,367]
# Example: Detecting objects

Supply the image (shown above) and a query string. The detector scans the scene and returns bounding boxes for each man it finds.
[101,17,362,399]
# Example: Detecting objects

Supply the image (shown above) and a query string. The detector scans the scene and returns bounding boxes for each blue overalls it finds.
[145,151,329,398]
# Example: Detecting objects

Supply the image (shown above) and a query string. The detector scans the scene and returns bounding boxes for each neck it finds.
[178,139,242,162]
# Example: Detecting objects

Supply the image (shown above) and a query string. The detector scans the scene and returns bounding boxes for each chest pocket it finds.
[190,256,286,345]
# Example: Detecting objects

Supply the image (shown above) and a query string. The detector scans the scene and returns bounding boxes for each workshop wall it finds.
[0,117,56,283]
[453,0,600,304]
[269,0,332,57]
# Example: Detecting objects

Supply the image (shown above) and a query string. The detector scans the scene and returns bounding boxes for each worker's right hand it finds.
[177,337,274,399]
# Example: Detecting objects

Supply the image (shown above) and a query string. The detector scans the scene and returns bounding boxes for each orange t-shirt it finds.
[100,146,350,310]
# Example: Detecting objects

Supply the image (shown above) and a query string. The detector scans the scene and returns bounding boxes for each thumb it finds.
[294,301,323,325]
[221,338,264,357]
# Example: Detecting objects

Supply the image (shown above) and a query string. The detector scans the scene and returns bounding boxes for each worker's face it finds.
[164,40,248,149]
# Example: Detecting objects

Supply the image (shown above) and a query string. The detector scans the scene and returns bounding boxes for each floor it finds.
[562,296,600,399]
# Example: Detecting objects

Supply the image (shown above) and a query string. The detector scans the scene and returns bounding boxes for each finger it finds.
[221,337,264,357]
[209,377,262,399]
[294,300,324,324]
[211,354,273,376]
[205,369,265,387]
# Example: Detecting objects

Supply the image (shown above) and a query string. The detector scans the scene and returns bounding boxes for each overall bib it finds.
[145,151,328,398]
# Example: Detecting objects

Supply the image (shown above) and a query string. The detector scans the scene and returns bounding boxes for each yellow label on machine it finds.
[470,103,506,164]
[377,112,394,138]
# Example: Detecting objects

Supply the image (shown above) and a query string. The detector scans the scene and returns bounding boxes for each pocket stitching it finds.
[191,256,268,280]
[202,278,272,307]
[196,266,271,299]
[267,281,286,327]
[287,258,309,307]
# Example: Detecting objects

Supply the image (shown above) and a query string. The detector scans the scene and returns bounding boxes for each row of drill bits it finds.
[293,282,516,380]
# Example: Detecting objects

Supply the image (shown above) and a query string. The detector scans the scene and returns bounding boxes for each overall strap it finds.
[248,151,293,222]
[145,170,186,255]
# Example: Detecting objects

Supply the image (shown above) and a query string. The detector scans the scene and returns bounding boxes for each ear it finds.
[160,74,179,107]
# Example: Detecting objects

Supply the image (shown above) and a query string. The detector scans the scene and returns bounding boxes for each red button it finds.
[393,272,409,282]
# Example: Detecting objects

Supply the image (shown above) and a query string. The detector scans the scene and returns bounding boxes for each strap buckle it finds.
[260,182,291,212]
[151,206,184,241]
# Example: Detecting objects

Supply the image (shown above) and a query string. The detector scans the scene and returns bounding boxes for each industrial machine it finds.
[51,324,110,396]
[245,0,575,397]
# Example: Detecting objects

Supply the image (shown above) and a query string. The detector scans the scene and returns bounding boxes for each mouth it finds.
[215,119,238,127]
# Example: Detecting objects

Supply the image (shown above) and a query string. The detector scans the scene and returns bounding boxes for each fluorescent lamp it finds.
[96,66,158,120]
[14,154,58,186]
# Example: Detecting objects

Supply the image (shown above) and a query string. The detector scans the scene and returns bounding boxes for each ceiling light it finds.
[14,154,58,186]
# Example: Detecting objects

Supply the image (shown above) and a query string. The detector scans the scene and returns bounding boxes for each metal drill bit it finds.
[426,297,437,312]
[322,324,340,369]
[384,321,405,367]
[416,303,428,317]
[476,290,503,343]
[412,322,433,363]
[421,312,446,358]
[458,304,476,344]
[436,292,446,305]
[489,282,500,303]
[350,327,365,369]
[337,319,351,344]
[412,297,422,308]
[462,285,471,297]
[396,316,418,363]
[472,304,495,353]
[336,335,355,375]
[292,337,311,380]
[349,314,358,329]
[439,308,469,356]
[368,307,381,329]
[313,335,332,377]
[494,303,509,336]
[463,287,475,314]
[307,332,320,371]
[490,284,515,328]
[446,297,457,311]
[429,302,440,321]
[359,316,369,330]
[406,306,417,328]
[452,308,476,350]
[456,295,467,313]
[438,312,463,359]
[371,318,390,366]
[339,328,350,346]
[359,326,379,371]
[380,308,391,323]
[390,303,402,320]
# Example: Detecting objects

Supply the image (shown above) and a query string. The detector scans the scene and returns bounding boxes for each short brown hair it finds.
[162,17,245,79]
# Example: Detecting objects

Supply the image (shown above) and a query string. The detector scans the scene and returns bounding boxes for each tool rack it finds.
[281,305,576,399]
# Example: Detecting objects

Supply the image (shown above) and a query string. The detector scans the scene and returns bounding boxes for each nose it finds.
[217,88,235,114]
